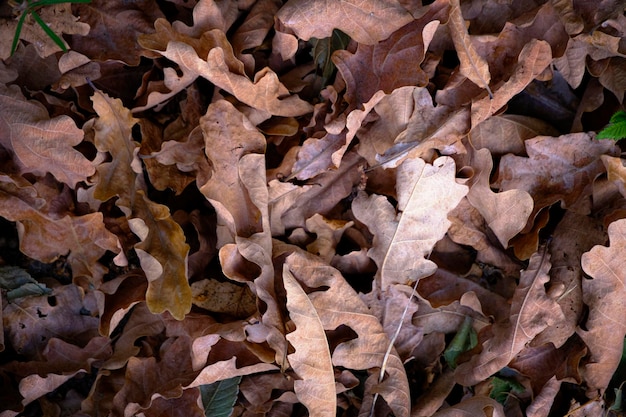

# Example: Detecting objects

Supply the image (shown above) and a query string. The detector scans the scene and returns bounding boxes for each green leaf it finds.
[598,110,626,141]
[443,315,477,369]
[0,266,52,301]
[310,29,351,87]
[489,374,525,404]
[199,376,242,417]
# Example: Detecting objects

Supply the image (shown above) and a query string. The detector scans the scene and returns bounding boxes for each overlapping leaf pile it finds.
[1,0,625,416]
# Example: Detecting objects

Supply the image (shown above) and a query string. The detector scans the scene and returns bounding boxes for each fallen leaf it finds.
[498,133,618,227]
[141,41,312,117]
[448,0,492,95]
[471,39,553,127]
[579,218,626,394]
[455,249,565,386]
[333,2,446,106]
[280,247,410,417]
[466,148,533,248]
[0,84,94,187]
[353,156,468,289]
[283,265,336,417]
[276,0,414,45]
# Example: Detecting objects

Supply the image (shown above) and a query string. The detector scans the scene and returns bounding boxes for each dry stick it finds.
[369,276,420,417]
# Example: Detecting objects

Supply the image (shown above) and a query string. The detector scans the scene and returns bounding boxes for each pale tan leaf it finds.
[353,157,468,289]
[278,245,410,417]
[455,250,565,386]
[276,0,414,45]
[471,40,552,128]
[283,266,336,417]
[466,148,533,248]
[579,219,626,394]
[601,155,626,198]
[145,42,312,117]
[448,0,492,95]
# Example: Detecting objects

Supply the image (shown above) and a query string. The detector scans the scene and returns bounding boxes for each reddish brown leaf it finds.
[0,85,94,187]
[276,0,414,45]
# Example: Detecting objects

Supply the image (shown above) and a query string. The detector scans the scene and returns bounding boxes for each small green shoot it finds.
[489,373,526,404]
[10,0,91,56]
[443,315,477,369]
[597,110,626,141]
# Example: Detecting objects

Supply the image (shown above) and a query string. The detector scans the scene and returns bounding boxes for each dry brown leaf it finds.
[602,155,626,198]
[290,90,385,180]
[373,88,470,169]
[131,191,191,320]
[353,157,468,289]
[230,0,283,75]
[333,1,447,106]
[468,114,560,156]
[579,218,626,394]
[0,176,120,281]
[276,0,414,45]
[140,40,312,117]
[279,244,410,417]
[283,265,336,417]
[71,0,165,65]
[532,211,606,349]
[431,396,505,416]
[471,39,552,128]
[455,249,565,386]
[448,0,492,96]
[466,148,533,248]
[0,84,94,187]
[197,100,266,239]
[498,133,618,227]
[190,278,256,318]
[305,214,353,263]
[3,284,100,358]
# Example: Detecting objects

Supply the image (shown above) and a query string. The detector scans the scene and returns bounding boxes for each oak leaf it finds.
[283,265,336,417]
[353,157,468,289]
[579,219,626,394]
[455,250,565,386]
[448,0,492,96]
[280,247,410,417]
[276,0,414,45]
[466,148,533,248]
[332,1,446,106]
[0,84,94,187]
[140,40,312,117]
[498,133,618,226]
[71,0,165,65]
[471,39,553,127]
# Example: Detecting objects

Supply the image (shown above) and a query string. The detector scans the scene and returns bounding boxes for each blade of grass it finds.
[10,10,29,55]
[30,10,67,51]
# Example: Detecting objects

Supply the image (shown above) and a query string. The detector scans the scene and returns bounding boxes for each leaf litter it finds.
[1,0,626,416]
